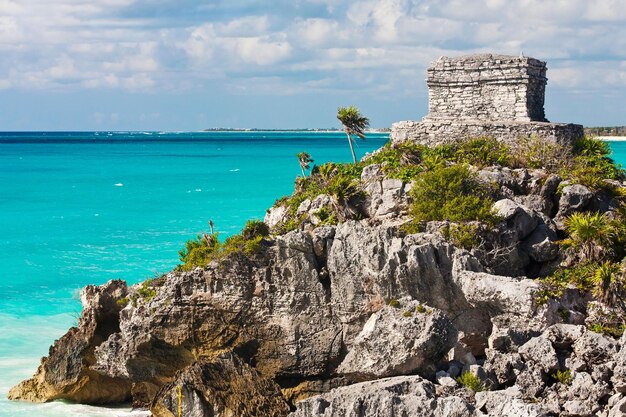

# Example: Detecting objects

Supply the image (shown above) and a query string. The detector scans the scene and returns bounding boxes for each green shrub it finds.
[138,279,158,302]
[552,369,572,385]
[442,223,482,250]
[116,297,129,308]
[241,219,270,240]
[510,136,570,170]
[588,322,625,337]
[456,370,484,392]
[574,136,613,158]
[388,299,401,308]
[535,263,598,304]
[178,221,270,271]
[415,304,426,313]
[562,212,614,263]
[178,233,220,271]
[365,142,425,182]
[452,137,511,167]
[592,262,626,307]
[557,307,570,322]
[565,137,623,189]
[314,207,338,225]
[403,310,413,317]
[409,164,499,225]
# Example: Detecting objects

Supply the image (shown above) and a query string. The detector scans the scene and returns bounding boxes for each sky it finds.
[0,0,624,130]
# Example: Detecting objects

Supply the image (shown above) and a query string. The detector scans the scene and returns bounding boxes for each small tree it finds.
[296,152,313,177]
[337,105,370,164]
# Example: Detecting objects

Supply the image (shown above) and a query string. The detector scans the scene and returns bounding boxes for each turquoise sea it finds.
[0,131,388,417]
[0,132,624,417]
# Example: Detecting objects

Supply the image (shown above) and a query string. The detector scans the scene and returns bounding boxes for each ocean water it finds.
[0,131,388,417]
[0,132,624,417]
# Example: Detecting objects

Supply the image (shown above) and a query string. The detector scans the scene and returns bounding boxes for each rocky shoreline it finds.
[9,136,626,416]
[9,54,626,416]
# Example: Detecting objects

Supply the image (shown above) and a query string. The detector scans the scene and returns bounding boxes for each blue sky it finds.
[0,0,624,130]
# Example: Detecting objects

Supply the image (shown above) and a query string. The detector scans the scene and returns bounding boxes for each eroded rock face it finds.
[8,280,131,404]
[151,353,289,417]
[289,375,475,417]
[10,151,626,416]
[337,300,457,379]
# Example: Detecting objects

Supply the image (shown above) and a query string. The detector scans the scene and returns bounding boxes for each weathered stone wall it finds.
[392,53,584,147]
[426,54,547,122]
[391,120,584,148]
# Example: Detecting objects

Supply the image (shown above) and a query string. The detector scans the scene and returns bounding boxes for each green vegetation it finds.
[509,136,570,171]
[441,223,482,250]
[297,151,313,177]
[562,212,614,263]
[116,297,130,308]
[403,310,413,317]
[588,322,625,338]
[337,105,370,164]
[552,369,572,385]
[415,304,426,314]
[388,299,401,308]
[592,262,626,308]
[451,137,511,167]
[314,207,338,225]
[409,164,499,224]
[456,370,485,392]
[535,262,598,305]
[566,137,622,189]
[178,220,270,271]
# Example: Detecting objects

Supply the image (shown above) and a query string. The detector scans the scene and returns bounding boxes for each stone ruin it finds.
[391,54,584,147]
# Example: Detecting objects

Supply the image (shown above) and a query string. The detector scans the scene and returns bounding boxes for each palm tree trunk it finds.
[300,166,306,177]
[346,131,357,164]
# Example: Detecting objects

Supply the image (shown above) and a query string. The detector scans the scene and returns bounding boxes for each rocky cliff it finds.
[9,135,626,417]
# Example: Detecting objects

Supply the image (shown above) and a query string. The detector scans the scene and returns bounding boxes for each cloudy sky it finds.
[0,0,624,130]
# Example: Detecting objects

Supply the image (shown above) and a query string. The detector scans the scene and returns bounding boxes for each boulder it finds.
[475,387,549,417]
[518,335,559,374]
[556,184,593,221]
[337,300,457,379]
[289,375,475,417]
[493,199,539,240]
[572,330,618,367]
[151,353,289,417]
[265,204,289,229]
[520,223,559,263]
[454,270,538,317]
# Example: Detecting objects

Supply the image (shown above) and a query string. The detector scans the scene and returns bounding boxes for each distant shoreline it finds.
[598,136,626,141]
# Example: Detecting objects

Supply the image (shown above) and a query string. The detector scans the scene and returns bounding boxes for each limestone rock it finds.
[518,335,559,374]
[8,280,132,404]
[556,184,593,221]
[520,223,559,263]
[454,269,538,317]
[572,330,618,367]
[337,300,457,379]
[475,387,549,417]
[151,353,289,417]
[493,199,539,240]
[265,204,289,229]
[288,375,475,417]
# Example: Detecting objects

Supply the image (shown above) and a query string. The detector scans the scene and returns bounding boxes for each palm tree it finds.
[337,105,370,164]
[592,262,625,307]
[562,211,614,263]
[296,152,313,177]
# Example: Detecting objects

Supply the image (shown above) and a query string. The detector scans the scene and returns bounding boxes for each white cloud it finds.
[0,0,623,97]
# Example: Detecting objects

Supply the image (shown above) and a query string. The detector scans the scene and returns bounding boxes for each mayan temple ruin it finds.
[391,54,584,146]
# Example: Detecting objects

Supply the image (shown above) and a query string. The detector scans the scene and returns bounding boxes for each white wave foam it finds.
[229,168,240,172]
[114,183,124,187]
